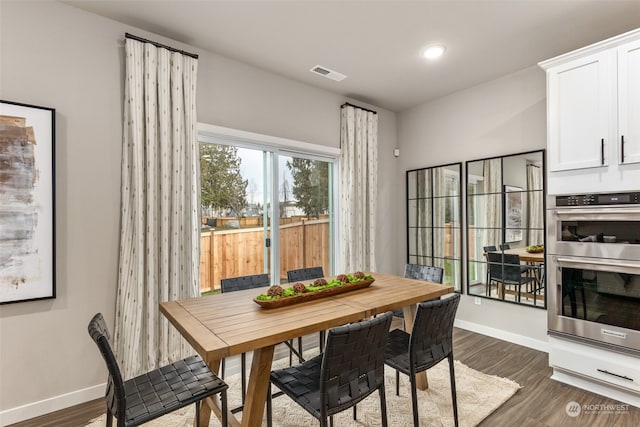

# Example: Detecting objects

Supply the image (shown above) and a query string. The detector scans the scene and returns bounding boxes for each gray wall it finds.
[397,66,549,348]
[0,1,397,421]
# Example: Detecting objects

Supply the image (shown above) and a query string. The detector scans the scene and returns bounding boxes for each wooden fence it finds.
[199,218,330,292]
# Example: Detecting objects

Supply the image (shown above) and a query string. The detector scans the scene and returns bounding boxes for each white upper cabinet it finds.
[618,39,640,165]
[540,29,640,194]
[546,50,613,171]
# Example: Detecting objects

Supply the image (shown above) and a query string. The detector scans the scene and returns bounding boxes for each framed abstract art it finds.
[0,100,55,304]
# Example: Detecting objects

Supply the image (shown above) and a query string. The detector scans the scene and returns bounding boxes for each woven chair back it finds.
[319,311,393,414]
[88,313,126,422]
[221,273,269,292]
[403,264,444,283]
[409,293,461,370]
[286,266,324,282]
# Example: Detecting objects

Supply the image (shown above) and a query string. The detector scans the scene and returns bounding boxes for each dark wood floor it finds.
[9,328,640,427]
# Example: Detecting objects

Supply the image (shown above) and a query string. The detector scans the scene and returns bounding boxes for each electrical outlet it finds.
[474,297,481,305]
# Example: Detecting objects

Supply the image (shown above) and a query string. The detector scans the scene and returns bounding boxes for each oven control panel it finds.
[556,192,640,206]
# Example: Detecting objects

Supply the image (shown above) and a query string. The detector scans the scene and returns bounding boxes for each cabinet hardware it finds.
[597,368,634,382]
[601,138,605,165]
[621,135,625,163]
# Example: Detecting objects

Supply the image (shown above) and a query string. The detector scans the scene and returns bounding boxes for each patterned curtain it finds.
[340,105,378,272]
[114,38,200,378]
[526,164,544,245]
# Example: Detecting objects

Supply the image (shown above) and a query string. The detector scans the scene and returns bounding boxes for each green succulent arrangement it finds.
[255,272,374,301]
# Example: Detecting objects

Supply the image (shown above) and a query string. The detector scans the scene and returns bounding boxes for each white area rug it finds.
[87,357,520,427]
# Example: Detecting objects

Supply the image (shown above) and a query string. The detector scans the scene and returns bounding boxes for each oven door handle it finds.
[555,256,640,273]
[553,208,640,217]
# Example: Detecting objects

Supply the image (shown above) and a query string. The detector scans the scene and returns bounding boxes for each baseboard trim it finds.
[454,319,549,353]
[0,383,105,427]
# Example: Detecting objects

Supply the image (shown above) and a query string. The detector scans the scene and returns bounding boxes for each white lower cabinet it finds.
[549,336,640,407]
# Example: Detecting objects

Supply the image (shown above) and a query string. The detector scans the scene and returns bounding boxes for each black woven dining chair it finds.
[385,293,461,427]
[88,313,228,427]
[266,311,394,427]
[287,266,326,348]
[220,273,303,412]
[393,264,444,328]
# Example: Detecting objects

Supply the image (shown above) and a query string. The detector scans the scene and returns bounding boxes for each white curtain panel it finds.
[526,164,544,245]
[483,158,502,246]
[480,159,502,284]
[340,106,378,272]
[114,38,200,378]
[432,167,445,271]
[417,169,431,260]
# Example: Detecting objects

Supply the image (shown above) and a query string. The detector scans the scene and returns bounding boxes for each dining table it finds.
[159,272,453,427]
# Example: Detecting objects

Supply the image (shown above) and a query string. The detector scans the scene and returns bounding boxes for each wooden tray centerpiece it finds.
[254,272,374,309]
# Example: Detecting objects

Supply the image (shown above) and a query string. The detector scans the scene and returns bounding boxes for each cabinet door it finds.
[547,51,613,171]
[618,39,640,165]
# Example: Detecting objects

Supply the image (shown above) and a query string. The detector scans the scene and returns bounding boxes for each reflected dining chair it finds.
[483,246,498,295]
[487,252,535,303]
[266,311,394,427]
[88,313,228,427]
[393,264,444,328]
[287,266,326,349]
[384,293,461,427]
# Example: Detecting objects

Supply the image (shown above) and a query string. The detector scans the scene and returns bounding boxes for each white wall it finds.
[397,66,549,349]
[0,1,397,423]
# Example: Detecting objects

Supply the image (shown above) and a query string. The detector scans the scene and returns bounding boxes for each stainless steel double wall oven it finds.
[547,191,640,354]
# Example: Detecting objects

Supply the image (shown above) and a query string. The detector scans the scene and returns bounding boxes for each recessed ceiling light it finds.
[422,45,446,60]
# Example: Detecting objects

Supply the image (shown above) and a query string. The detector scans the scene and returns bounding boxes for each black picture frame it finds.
[1,100,56,304]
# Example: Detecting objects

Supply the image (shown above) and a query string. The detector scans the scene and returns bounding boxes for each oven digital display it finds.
[598,194,630,204]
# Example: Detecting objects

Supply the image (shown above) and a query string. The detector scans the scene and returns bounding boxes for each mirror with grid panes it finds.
[406,163,462,292]
[466,150,545,308]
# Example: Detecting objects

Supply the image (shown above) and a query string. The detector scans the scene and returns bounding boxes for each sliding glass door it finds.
[198,133,336,291]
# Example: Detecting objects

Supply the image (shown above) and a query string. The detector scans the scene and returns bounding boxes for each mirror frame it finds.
[406,162,463,292]
[464,150,546,308]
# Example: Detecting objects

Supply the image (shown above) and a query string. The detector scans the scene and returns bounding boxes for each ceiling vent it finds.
[310,65,347,82]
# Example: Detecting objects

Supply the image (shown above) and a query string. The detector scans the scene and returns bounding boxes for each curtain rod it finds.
[341,102,377,115]
[125,33,198,59]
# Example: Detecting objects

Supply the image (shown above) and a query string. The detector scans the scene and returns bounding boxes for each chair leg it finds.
[241,352,247,404]
[409,372,420,427]
[289,340,293,365]
[221,389,228,427]
[396,369,400,396]
[266,383,273,427]
[379,384,388,427]
[106,408,113,427]
[448,355,459,427]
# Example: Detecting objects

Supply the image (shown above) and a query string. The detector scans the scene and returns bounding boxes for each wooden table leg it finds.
[402,304,429,390]
[242,345,275,427]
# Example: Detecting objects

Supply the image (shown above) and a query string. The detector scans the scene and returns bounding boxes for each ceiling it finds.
[63,0,640,112]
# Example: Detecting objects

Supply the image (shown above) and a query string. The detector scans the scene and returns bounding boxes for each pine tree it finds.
[200,143,248,217]
[286,158,329,218]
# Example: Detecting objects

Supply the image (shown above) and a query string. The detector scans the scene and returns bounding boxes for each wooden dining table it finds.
[160,272,453,427]
[501,247,545,263]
